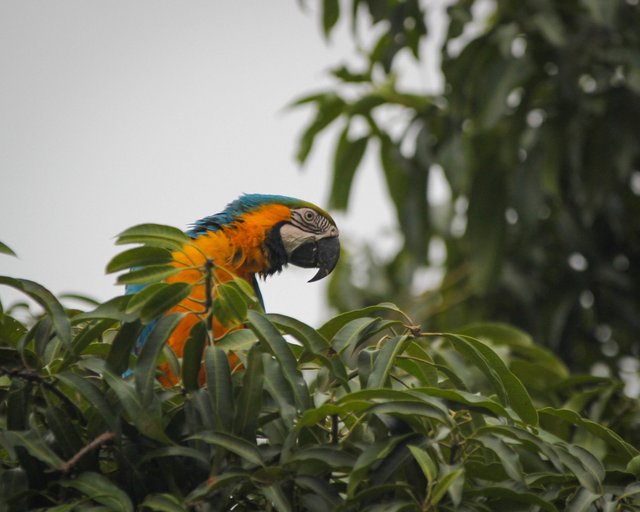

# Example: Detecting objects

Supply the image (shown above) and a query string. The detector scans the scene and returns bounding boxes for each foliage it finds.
[1,230,640,511]
[296,0,640,372]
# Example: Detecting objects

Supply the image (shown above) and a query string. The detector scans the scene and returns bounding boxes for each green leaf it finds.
[0,240,17,257]
[115,223,191,249]
[465,166,507,293]
[140,446,209,467]
[116,265,183,286]
[190,432,264,467]
[100,362,171,444]
[295,94,345,164]
[105,321,142,374]
[0,276,71,346]
[322,0,340,38]
[61,472,133,512]
[430,468,464,506]
[106,246,172,273]
[0,430,64,469]
[215,328,258,352]
[214,281,249,326]
[329,125,368,210]
[234,343,264,440]
[367,335,408,388]
[57,371,120,433]
[269,313,348,386]
[262,484,292,512]
[348,434,415,496]
[141,494,187,512]
[474,433,524,482]
[247,310,310,411]
[135,313,183,405]
[415,387,517,421]
[182,321,207,392]
[466,486,559,512]
[204,346,234,432]
[319,302,405,339]
[268,313,330,353]
[408,445,437,483]
[139,283,191,324]
[627,455,640,478]
[286,446,357,470]
[539,407,639,458]
[72,295,136,323]
[0,313,27,346]
[445,334,538,425]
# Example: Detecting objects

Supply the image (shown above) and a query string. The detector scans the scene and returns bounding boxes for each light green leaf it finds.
[367,335,408,388]
[408,445,437,483]
[430,468,464,506]
[0,240,17,257]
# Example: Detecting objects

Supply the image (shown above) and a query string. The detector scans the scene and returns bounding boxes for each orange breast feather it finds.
[159,204,291,385]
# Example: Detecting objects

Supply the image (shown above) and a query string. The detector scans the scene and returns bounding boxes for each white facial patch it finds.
[279,223,316,254]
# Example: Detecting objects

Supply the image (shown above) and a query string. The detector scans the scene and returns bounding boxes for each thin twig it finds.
[59,431,116,473]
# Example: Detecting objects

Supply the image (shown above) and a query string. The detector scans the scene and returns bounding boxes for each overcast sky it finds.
[0,1,416,325]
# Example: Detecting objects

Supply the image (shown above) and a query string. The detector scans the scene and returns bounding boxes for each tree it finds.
[295,0,640,372]
[1,231,640,510]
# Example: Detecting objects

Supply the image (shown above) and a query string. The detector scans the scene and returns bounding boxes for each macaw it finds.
[144,193,340,385]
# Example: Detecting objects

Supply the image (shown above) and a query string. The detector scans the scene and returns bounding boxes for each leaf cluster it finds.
[1,231,640,510]
[296,0,640,373]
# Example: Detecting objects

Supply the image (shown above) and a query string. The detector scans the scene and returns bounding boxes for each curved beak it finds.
[289,236,340,282]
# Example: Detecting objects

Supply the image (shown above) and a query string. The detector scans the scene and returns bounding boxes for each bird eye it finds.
[304,210,315,221]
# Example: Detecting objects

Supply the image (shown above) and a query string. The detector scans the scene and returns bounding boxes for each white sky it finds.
[0,1,405,325]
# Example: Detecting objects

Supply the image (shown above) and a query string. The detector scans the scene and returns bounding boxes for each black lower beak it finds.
[289,236,340,282]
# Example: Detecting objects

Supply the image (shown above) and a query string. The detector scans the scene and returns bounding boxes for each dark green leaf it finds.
[139,283,191,324]
[182,321,207,392]
[330,125,368,210]
[135,313,183,405]
[0,276,71,346]
[189,432,264,467]
[61,472,133,512]
[322,0,340,38]
[248,310,310,411]
[204,346,234,432]
[234,343,264,440]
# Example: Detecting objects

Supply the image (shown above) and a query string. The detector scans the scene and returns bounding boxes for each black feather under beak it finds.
[289,236,340,282]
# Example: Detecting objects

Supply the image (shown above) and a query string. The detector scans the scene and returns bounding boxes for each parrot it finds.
[135,193,340,385]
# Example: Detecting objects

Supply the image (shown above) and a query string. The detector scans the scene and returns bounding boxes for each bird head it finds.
[189,194,340,282]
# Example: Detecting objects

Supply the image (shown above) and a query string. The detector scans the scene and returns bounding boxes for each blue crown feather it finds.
[187,194,305,237]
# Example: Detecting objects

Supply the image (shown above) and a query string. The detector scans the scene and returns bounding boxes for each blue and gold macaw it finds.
[153,194,340,384]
